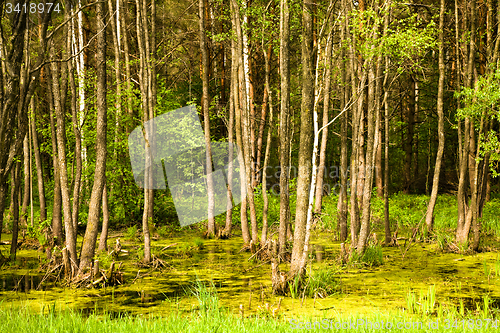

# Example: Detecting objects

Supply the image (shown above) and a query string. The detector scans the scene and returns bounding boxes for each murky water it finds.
[1,229,499,318]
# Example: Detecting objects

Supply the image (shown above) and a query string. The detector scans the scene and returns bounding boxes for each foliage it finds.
[405,285,437,315]
[347,4,437,68]
[125,225,138,241]
[304,266,341,299]
[456,67,500,177]
[349,244,384,267]
[189,278,220,318]
[479,198,500,238]
[26,219,51,247]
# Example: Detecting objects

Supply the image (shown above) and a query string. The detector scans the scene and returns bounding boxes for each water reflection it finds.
[1,274,50,292]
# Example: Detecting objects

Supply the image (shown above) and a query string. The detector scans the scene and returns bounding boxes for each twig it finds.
[161,243,178,251]
[37,263,63,290]
[402,212,426,260]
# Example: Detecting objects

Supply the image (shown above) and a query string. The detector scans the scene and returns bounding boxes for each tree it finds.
[199,0,217,237]
[79,0,108,273]
[278,0,291,257]
[425,0,446,233]
[288,0,315,282]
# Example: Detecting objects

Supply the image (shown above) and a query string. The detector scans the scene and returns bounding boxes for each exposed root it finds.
[73,261,124,288]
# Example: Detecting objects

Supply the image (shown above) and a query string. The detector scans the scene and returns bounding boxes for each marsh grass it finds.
[189,278,219,317]
[125,225,138,241]
[1,301,499,333]
[349,244,384,267]
[304,267,340,298]
[405,285,437,315]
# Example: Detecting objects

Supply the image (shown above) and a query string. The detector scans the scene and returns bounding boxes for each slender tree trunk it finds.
[314,28,333,214]
[338,0,349,249]
[136,0,153,262]
[403,76,415,194]
[31,96,46,223]
[108,0,122,160]
[76,0,88,195]
[375,128,383,197]
[255,45,272,188]
[47,78,63,245]
[98,181,109,252]
[200,0,217,237]
[261,40,273,244]
[224,54,235,237]
[50,45,78,271]
[278,0,291,257]
[21,134,30,227]
[79,0,108,273]
[425,0,446,233]
[383,57,391,246]
[68,10,83,233]
[456,0,477,246]
[356,61,378,255]
[290,0,314,276]
[10,163,21,260]
[231,0,251,244]
[121,0,134,132]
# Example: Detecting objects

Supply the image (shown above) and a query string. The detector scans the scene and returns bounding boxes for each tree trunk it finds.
[79,0,108,273]
[50,44,78,271]
[10,163,21,260]
[338,0,349,249]
[31,96,47,223]
[261,41,273,244]
[121,0,134,132]
[425,0,446,233]
[231,0,252,245]
[289,0,314,276]
[21,134,30,227]
[199,0,217,237]
[68,10,83,234]
[108,0,122,160]
[47,79,63,245]
[403,76,415,194]
[278,0,291,257]
[98,181,110,252]
[224,47,235,236]
[456,0,477,247]
[314,28,333,214]
[136,0,153,263]
[356,60,378,255]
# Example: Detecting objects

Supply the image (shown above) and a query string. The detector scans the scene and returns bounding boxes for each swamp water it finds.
[1,230,499,319]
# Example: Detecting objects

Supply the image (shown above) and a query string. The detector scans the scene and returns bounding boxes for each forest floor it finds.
[0,194,500,330]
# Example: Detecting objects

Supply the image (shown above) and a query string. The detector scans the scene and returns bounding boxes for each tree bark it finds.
[50,44,78,271]
[338,0,349,248]
[98,181,110,252]
[230,5,250,244]
[278,0,291,257]
[31,96,47,223]
[10,163,21,260]
[290,0,314,275]
[199,0,217,237]
[261,40,273,244]
[47,77,63,245]
[425,0,446,233]
[79,0,108,273]
[21,134,30,227]
[314,27,333,214]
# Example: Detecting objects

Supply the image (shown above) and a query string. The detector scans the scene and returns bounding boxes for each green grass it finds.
[0,303,498,333]
[349,244,384,267]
